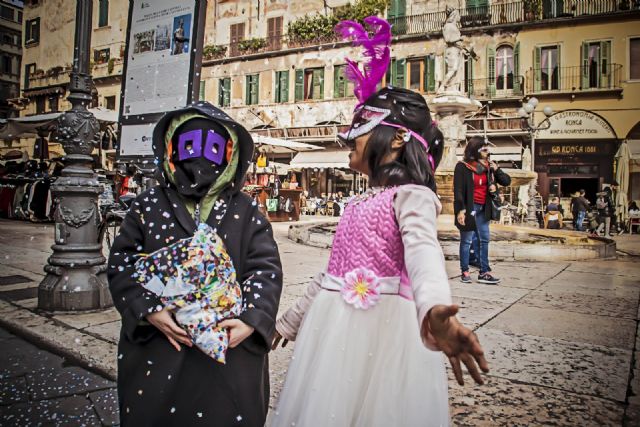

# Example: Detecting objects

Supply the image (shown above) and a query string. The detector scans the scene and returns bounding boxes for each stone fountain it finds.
[429,7,536,214]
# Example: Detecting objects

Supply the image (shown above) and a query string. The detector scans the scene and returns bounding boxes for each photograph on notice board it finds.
[154,23,171,51]
[171,14,191,55]
[133,29,155,54]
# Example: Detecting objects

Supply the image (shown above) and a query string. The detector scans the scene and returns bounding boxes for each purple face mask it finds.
[176,129,227,165]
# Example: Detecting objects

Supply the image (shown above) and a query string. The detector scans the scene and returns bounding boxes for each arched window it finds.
[496,45,514,91]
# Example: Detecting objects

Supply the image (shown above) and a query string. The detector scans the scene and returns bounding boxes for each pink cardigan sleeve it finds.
[394,185,453,351]
[275,272,324,341]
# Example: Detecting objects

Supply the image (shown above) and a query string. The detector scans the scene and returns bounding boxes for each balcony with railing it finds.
[467,75,525,100]
[389,0,638,36]
[525,63,623,95]
[203,1,639,62]
[464,116,529,137]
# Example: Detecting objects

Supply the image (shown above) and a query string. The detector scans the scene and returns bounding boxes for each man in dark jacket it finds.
[108,102,283,426]
[571,189,589,231]
[454,137,511,285]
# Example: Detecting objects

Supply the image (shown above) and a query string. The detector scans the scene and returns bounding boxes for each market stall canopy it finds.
[247,161,292,175]
[290,149,350,169]
[253,135,323,154]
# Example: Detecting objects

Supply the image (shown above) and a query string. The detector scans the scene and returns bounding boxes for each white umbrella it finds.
[615,141,630,224]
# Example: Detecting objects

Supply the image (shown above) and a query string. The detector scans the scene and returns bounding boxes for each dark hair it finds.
[463,136,486,162]
[579,189,585,195]
[359,87,444,192]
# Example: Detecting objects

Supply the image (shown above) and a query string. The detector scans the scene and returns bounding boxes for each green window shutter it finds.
[282,71,289,102]
[393,59,406,88]
[275,72,281,103]
[534,46,541,92]
[224,78,230,107]
[465,56,474,94]
[199,79,206,101]
[334,66,343,98]
[388,0,406,18]
[312,68,324,99]
[425,56,436,92]
[386,59,394,85]
[218,79,224,106]
[513,42,521,94]
[295,69,304,101]
[600,40,611,88]
[487,44,496,97]
[251,74,260,104]
[98,0,109,27]
[245,75,251,105]
[556,44,561,90]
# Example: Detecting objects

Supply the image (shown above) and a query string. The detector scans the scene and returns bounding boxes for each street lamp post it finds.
[38,0,112,311]
[519,97,554,227]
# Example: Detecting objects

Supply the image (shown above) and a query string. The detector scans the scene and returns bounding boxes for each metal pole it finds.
[38,0,112,311]
[526,113,539,226]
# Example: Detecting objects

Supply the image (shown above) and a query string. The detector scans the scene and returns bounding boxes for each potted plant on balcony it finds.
[524,0,542,21]
[237,37,268,53]
[203,44,227,60]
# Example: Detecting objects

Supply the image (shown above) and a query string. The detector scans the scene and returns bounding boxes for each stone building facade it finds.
[0,0,22,119]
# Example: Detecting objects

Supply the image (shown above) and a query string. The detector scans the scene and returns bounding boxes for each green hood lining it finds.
[162,112,240,223]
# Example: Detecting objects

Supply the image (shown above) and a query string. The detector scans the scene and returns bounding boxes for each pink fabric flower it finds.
[340,268,381,310]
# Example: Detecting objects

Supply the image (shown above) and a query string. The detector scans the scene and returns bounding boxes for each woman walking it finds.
[454,137,511,284]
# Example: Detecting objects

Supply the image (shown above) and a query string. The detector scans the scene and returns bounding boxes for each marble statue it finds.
[438,7,475,94]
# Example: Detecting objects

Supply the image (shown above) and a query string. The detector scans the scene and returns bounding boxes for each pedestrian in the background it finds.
[454,137,511,285]
[595,190,614,237]
[571,189,589,231]
[544,197,563,229]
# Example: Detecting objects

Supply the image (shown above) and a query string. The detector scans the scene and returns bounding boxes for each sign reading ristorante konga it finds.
[534,110,617,140]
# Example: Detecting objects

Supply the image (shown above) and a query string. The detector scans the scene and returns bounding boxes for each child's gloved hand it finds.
[425,304,489,386]
[219,319,255,348]
[271,330,289,350]
[147,308,193,352]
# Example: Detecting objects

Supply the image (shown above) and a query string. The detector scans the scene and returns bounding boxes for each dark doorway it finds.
[560,178,599,204]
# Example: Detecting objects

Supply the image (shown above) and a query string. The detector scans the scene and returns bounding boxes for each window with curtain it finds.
[98,0,109,27]
[496,45,514,91]
[581,40,611,89]
[539,45,559,90]
[631,38,640,80]
[303,68,324,100]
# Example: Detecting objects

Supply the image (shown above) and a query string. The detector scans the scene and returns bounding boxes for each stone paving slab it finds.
[625,404,640,427]
[26,366,114,400]
[485,304,636,349]
[54,308,121,330]
[476,328,631,402]
[88,388,119,426]
[84,321,121,344]
[542,270,640,299]
[567,260,640,278]
[0,376,28,406]
[0,300,117,380]
[519,289,638,320]
[452,296,510,330]
[0,393,102,426]
[449,373,624,426]
[0,333,66,379]
[450,282,530,305]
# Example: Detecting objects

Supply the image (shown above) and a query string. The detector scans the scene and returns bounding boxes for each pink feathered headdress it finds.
[334,16,391,108]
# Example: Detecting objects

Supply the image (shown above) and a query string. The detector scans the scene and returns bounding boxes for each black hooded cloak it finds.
[107,102,283,426]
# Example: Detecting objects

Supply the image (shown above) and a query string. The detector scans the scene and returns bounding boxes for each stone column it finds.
[38,0,112,311]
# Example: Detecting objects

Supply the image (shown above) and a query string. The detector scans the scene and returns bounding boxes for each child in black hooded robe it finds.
[108,102,283,426]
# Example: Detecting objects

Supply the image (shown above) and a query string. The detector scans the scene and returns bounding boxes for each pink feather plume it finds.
[335,16,391,106]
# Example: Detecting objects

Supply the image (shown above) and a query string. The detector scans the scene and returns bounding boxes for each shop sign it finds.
[535,110,616,140]
[538,142,610,157]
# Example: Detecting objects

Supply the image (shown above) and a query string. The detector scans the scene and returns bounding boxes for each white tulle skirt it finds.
[269,290,449,427]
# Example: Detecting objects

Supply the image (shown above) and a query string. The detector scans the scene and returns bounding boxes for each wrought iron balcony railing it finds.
[467,75,525,100]
[525,63,623,94]
[204,1,638,62]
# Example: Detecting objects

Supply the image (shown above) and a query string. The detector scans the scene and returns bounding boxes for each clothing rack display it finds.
[0,176,55,222]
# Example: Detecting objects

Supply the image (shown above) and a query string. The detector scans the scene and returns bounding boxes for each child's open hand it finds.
[426,304,489,385]
[147,308,193,352]
[219,319,255,348]
[271,330,289,350]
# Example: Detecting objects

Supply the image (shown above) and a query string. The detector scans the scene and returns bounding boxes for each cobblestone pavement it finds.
[0,218,639,426]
